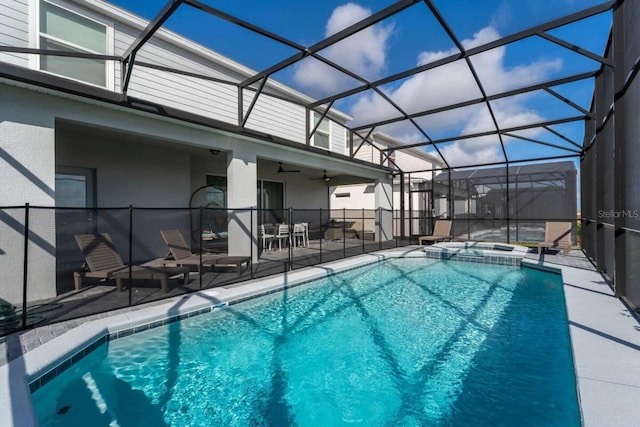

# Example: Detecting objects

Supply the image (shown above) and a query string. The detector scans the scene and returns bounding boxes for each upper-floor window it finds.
[39,1,107,87]
[312,112,331,150]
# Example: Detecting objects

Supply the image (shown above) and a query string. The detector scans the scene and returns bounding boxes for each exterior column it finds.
[0,115,56,304]
[226,149,258,262]
[375,176,393,241]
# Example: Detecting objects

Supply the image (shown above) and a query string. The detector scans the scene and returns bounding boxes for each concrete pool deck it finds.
[1,246,639,426]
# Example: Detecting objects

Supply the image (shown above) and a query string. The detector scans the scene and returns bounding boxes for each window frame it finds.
[312,112,332,151]
[33,0,114,90]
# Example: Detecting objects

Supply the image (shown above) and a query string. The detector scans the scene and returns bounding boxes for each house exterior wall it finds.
[331,124,347,156]
[0,0,29,67]
[56,132,192,208]
[0,86,56,304]
[0,81,386,304]
[242,90,306,143]
[331,140,443,236]
[1,0,352,157]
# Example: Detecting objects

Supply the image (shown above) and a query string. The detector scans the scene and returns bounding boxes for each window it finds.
[312,112,331,150]
[39,1,108,87]
[205,176,284,211]
[258,180,284,210]
[206,175,227,208]
[55,167,95,207]
[258,180,285,224]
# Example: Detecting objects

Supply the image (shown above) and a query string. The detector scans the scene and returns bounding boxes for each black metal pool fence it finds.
[0,204,577,337]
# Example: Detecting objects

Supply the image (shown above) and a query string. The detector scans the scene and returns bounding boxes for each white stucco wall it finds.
[1,0,351,157]
[0,82,389,304]
[1,90,56,304]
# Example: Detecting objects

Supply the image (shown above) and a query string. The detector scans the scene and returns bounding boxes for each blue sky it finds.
[109,0,611,170]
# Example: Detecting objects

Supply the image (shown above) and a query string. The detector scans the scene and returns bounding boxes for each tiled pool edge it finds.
[2,248,639,426]
[522,258,640,427]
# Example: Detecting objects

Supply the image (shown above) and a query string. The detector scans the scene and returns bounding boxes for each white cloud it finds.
[435,105,546,166]
[292,3,393,96]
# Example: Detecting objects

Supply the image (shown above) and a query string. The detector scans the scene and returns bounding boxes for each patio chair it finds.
[538,222,572,256]
[292,223,308,247]
[274,223,291,251]
[160,229,250,274]
[259,224,275,251]
[418,220,452,245]
[74,233,189,292]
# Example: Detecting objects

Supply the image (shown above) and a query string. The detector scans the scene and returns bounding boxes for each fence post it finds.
[288,207,293,271]
[128,205,133,306]
[250,207,254,279]
[21,203,29,330]
[199,206,203,289]
[378,207,382,250]
[362,208,365,253]
[343,208,346,258]
[319,208,323,264]
[395,210,399,247]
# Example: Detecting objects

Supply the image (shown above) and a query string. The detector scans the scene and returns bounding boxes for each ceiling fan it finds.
[309,170,332,182]
[276,162,301,174]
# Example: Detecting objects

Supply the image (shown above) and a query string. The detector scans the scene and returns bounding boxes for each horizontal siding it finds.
[395,150,435,172]
[127,66,238,124]
[242,90,306,143]
[115,22,243,83]
[0,0,29,67]
[331,123,346,155]
[352,137,378,164]
[115,22,247,125]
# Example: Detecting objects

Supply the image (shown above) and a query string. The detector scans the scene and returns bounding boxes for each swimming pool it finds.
[31,258,580,426]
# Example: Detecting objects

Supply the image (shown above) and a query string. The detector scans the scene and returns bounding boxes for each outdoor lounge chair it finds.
[418,220,452,245]
[538,222,572,256]
[74,233,189,292]
[160,229,250,274]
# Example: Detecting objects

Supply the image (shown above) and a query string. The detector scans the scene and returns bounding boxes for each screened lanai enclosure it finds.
[403,162,577,243]
[0,0,639,333]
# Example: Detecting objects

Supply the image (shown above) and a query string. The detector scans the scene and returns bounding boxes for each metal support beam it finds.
[502,132,583,154]
[352,127,376,158]
[394,115,587,152]
[308,100,335,144]
[350,71,597,132]
[184,0,306,52]
[121,0,184,93]
[241,76,268,127]
[240,0,421,88]
[307,2,613,109]
[543,87,595,118]
[0,46,119,61]
[537,31,612,66]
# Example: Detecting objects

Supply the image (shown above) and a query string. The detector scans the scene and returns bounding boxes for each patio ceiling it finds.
[1,0,615,173]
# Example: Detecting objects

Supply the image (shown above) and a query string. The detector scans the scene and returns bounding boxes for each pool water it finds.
[32,258,580,426]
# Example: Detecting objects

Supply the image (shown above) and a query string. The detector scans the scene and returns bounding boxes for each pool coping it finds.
[1,246,639,426]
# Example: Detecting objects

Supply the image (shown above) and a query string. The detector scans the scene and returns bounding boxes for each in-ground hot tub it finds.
[423,241,529,266]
